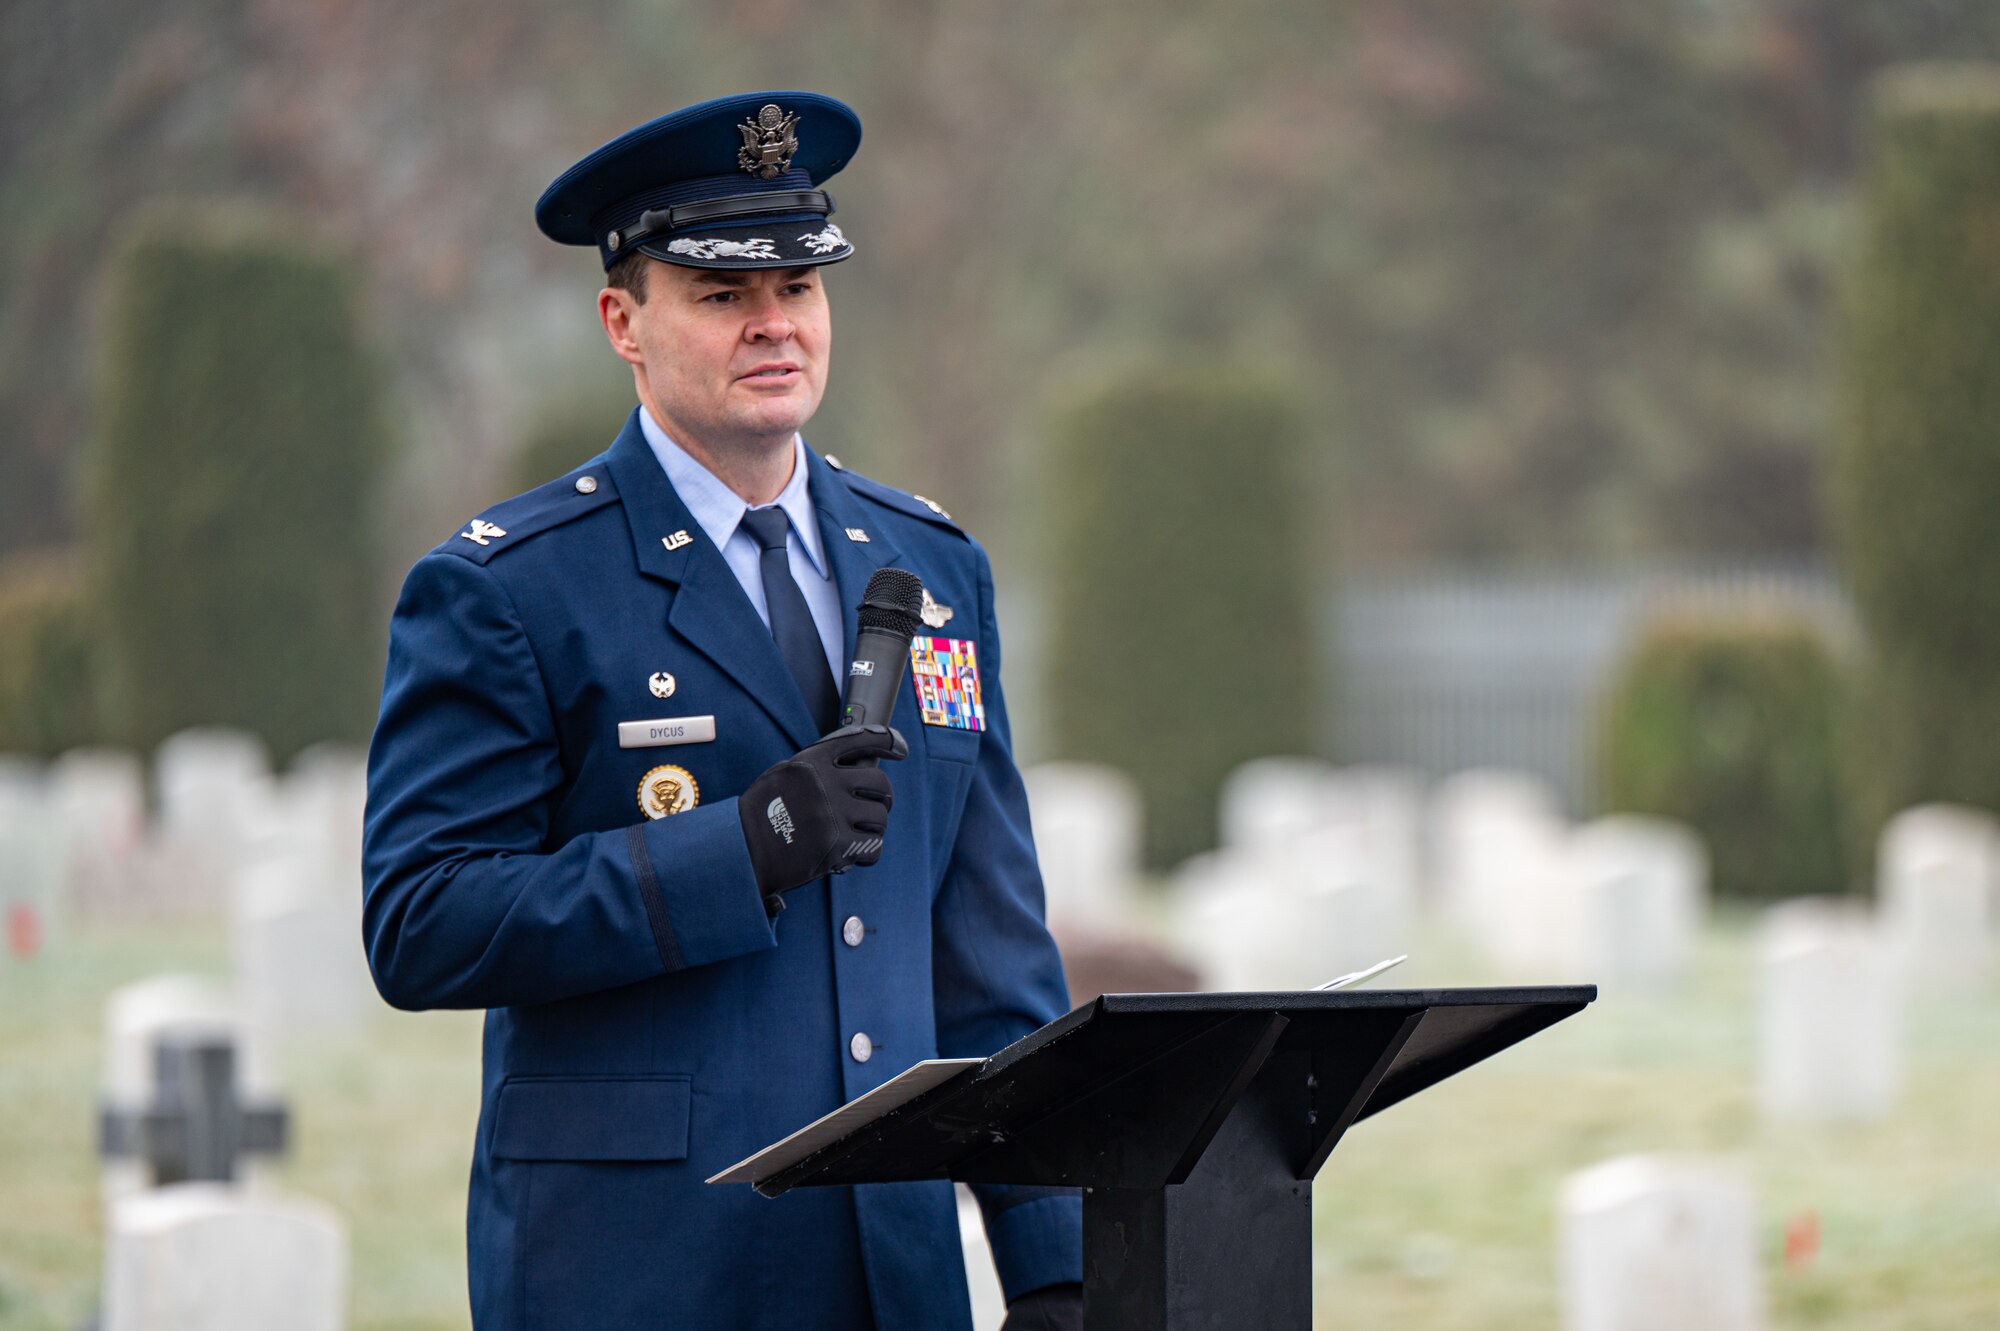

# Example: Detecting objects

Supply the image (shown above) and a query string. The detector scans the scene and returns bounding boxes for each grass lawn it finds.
[0,914,1994,1329]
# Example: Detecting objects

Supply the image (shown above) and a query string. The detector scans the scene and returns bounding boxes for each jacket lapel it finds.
[807,448,906,671]
[604,410,820,749]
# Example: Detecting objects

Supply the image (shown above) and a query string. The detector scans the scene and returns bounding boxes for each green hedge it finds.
[1598,607,1850,901]
[0,551,103,757]
[1832,64,2000,841]
[1037,363,1318,867]
[85,207,388,762]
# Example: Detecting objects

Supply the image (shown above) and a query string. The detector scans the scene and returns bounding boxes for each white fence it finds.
[1326,564,1851,812]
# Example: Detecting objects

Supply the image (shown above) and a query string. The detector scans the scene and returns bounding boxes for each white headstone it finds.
[1024,762,1142,927]
[1428,769,1568,956]
[1169,840,1395,991]
[1565,816,1707,989]
[1877,803,1995,992]
[1219,757,1343,854]
[101,975,275,1208]
[279,745,368,910]
[233,854,372,1034]
[0,756,69,951]
[104,1183,347,1331]
[1327,765,1425,933]
[1559,1155,1762,1331]
[50,747,148,920]
[1756,900,1901,1121]
[957,1184,1005,1331]
[152,728,276,913]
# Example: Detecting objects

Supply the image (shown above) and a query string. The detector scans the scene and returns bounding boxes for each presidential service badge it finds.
[637,764,699,819]
[909,637,985,732]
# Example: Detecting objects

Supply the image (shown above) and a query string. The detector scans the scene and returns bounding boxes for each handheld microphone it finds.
[840,568,926,731]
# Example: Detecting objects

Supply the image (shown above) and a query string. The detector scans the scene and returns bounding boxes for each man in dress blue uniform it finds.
[362,91,1083,1329]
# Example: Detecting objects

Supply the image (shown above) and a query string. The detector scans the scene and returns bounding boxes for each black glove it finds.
[1001,1283,1082,1331]
[739,724,908,904]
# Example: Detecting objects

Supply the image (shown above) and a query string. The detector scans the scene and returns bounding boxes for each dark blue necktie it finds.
[740,506,840,734]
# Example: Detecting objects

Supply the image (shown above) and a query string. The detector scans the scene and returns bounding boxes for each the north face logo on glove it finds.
[766,797,797,844]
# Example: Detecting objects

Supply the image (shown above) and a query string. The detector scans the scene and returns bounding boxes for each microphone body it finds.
[838,568,927,736]
[842,625,915,728]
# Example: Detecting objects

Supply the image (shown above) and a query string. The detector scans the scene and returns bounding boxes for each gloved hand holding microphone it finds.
[739,568,927,910]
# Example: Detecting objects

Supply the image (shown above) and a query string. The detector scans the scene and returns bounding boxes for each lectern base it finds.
[1082,1050,1314,1330]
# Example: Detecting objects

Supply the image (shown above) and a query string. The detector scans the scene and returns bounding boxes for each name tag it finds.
[617,715,717,749]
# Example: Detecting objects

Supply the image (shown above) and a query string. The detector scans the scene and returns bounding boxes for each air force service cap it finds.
[536,90,860,271]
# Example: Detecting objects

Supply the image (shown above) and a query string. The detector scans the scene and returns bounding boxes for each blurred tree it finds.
[85,206,389,762]
[0,550,103,756]
[506,386,635,497]
[1832,62,2000,845]
[1599,606,1850,901]
[1037,363,1317,867]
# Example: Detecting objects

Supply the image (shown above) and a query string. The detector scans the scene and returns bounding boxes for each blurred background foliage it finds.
[1597,606,1848,901]
[9,0,2000,576]
[1039,364,1314,866]
[6,0,2000,855]
[1832,64,2000,840]
[81,209,387,763]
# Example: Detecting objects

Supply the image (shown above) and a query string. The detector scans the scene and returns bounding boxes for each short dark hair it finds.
[606,251,650,303]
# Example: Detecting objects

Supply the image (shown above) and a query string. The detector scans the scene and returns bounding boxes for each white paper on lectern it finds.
[707,1058,983,1186]
[1314,954,1408,991]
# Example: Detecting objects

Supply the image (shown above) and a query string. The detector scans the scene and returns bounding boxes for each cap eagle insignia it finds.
[738,104,800,179]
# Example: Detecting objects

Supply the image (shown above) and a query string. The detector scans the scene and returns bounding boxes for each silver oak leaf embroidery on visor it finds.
[666,237,780,260]
[797,224,848,256]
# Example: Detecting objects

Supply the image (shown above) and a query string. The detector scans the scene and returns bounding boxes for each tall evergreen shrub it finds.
[0,551,102,756]
[1598,607,1849,901]
[87,208,388,761]
[1833,65,2000,840]
[1038,364,1318,867]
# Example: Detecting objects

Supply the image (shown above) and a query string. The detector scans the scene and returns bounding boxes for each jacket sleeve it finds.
[361,551,775,1011]
[928,548,1083,1302]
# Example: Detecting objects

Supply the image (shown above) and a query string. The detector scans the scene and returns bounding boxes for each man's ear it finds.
[598,288,645,366]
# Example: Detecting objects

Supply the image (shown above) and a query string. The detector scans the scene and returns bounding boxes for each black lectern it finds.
[716,986,1593,1329]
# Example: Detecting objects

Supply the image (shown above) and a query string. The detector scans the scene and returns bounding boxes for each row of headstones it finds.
[1025,759,1996,1123]
[0,727,378,1032]
[97,973,348,1331]
[1027,757,1996,988]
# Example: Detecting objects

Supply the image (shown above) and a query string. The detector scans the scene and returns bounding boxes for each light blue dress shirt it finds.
[639,406,846,686]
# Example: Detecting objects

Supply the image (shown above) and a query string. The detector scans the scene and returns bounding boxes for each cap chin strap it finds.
[608,190,834,254]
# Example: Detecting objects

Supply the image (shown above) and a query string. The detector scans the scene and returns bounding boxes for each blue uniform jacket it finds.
[362,408,1081,1330]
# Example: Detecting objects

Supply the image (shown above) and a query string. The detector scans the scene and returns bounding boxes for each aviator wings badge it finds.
[738,104,800,179]
[921,587,954,629]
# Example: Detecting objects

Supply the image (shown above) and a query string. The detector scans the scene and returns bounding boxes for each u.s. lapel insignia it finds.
[737,104,799,179]
[845,527,870,543]
[909,636,985,732]
[921,587,954,629]
[460,519,506,547]
[662,530,694,552]
[637,764,699,819]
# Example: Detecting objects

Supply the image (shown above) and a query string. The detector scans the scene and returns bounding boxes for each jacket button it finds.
[842,915,865,947]
[849,1031,873,1063]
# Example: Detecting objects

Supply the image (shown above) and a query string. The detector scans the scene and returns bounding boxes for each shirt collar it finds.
[638,405,829,578]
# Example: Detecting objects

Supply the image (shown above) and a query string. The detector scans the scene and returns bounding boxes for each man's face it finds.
[603,261,830,454]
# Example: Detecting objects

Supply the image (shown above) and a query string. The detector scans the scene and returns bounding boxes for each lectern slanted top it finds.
[714,986,1593,1331]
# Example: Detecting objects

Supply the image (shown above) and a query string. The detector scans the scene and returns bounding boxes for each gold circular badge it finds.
[637,764,699,820]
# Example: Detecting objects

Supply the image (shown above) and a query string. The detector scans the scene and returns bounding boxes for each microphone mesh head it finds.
[858,567,925,638]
